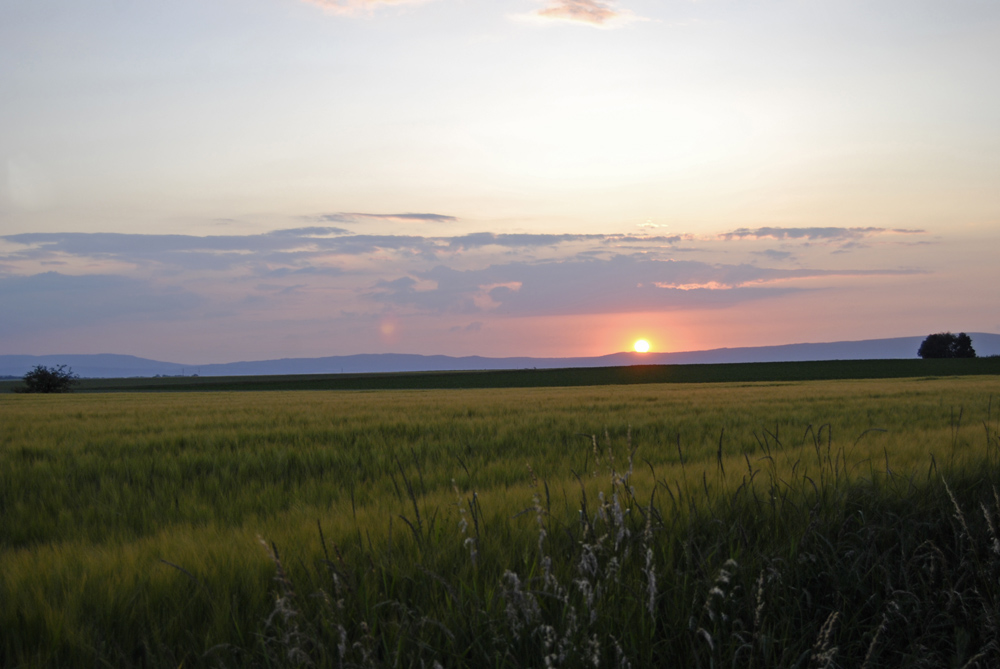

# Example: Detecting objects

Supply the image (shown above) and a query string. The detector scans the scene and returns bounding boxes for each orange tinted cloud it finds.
[525,0,638,27]
[309,0,638,26]
[302,0,432,16]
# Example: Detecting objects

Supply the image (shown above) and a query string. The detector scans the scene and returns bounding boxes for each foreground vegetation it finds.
[3,376,1000,666]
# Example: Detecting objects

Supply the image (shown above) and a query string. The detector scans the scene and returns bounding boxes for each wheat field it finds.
[3,376,1000,667]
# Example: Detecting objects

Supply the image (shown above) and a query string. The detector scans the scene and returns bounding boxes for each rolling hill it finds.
[2,333,999,379]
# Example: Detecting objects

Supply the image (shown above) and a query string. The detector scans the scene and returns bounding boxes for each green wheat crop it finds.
[2,376,1000,666]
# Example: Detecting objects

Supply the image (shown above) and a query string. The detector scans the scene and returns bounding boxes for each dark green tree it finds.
[918,332,977,359]
[952,332,976,358]
[16,364,79,393]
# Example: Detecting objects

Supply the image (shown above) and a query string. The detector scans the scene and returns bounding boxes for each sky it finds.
[1,0,998,364]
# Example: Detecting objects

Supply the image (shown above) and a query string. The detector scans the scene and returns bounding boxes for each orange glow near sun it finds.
[634,339,650,353]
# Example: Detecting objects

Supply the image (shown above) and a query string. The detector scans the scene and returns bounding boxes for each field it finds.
[3,374,1000,667]
[3,356,1000,393]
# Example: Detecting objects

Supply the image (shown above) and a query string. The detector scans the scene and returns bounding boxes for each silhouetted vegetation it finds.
[14,364,79,393]
[919,332,977,359]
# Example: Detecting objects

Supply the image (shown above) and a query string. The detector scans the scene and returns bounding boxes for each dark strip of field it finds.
[2,357,999,393]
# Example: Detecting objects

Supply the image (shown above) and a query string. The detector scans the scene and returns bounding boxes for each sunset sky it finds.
[2,0,998,363]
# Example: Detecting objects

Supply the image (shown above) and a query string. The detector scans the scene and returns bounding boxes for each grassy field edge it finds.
[2,357,1000,393]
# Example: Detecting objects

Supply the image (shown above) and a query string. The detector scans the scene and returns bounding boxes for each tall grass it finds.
[2,377,1000,666]
[239,424,1000,668]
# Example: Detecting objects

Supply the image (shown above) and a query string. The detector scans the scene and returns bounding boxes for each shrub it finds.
[16,364,79,393]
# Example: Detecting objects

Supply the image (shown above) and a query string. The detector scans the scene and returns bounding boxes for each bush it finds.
[16,364,79,393]
[918,332,976,359]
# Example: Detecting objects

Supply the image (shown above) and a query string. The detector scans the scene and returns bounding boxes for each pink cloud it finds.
[526,0,638,27]
[302,0,432,16]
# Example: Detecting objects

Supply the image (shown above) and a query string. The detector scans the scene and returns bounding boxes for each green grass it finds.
[3,375,1000,666]
[2,357,1000,393]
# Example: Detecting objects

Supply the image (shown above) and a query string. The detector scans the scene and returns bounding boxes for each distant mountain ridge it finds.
[2,333,999,379]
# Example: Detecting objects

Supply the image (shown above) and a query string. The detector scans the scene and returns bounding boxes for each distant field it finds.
[1,356,999,393]
[3,375,1000,666]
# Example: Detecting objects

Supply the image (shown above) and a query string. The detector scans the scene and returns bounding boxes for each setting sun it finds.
[634,339,650,353]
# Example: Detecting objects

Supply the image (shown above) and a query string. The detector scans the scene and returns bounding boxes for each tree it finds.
[16,364,79,393]
[917,332,977,359]
[952,332,977,358]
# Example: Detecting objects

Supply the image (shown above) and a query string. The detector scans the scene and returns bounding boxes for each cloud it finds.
[303,0,642,26]
[447,232,596,250]
[1,229,928,326]
[352,212,458,223]
[0,229,411,271]
[266,227,349,237]
[4,231,310,256]
[719,227,926,242]
[312,212,457,225]
[301,0,433,17]
[0,272,204,337]
[0,229,682,272]
[367,255,923,316]
[753,249,794,262]
[0,225,940,356]
[260,266,345,278]
[1,228,927,296]
[520,0,640,27]
[1,232,322,272]
[253,283,307,296]
[445,232,683,251]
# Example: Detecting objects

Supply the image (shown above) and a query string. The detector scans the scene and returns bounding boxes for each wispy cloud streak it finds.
[520,0,640,27]
[304,0,639,25]
[302,0,433,17]
[315,212,457,224]
[719,227,925,242]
